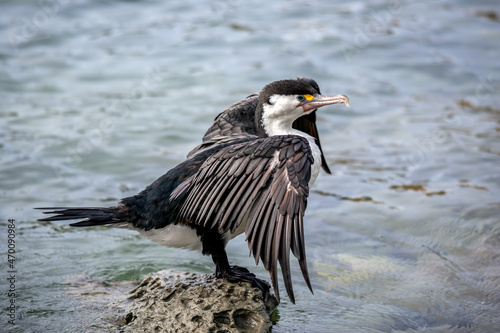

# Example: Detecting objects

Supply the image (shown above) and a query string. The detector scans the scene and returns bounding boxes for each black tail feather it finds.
[36,207,124,227]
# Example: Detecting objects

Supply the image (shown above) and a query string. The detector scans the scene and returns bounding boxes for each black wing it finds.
[175,135,314,303]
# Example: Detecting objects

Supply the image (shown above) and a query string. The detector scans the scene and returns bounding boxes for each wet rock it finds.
[121,270,278,333]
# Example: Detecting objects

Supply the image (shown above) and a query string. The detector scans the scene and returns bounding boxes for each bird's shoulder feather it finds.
[187,94,259,159]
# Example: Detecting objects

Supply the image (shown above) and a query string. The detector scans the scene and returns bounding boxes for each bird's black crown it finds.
[259,77,322,105]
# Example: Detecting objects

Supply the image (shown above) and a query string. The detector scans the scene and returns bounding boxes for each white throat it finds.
[261,94,322,186]
[261,95,303,137]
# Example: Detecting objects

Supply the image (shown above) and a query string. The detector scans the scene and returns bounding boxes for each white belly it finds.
[135,224,203,251]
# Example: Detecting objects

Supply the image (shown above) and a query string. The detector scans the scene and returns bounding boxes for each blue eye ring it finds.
[296,95,306,102]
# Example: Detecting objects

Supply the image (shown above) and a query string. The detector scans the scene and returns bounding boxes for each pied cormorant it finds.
[38,77,349,303]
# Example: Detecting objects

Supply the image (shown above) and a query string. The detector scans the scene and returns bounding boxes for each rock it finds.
[121,270,279,333]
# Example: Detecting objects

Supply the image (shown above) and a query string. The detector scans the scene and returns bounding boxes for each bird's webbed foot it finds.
[217,265,270,295]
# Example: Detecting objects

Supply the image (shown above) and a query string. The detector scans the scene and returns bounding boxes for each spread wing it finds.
[176,135,313,303]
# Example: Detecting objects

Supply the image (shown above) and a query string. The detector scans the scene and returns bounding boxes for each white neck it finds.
[261,95,304,137]
[261,95,322,186]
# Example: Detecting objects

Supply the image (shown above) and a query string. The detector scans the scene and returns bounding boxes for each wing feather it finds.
[201,175,239,228]
[269,214,284,302]
[176,135,313,303]
[226,174,260,229]
[216,174,249,230]
[279,215,294,303]
[200,175,237,227]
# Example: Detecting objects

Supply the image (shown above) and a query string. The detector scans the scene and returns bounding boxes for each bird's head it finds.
[256,78,349,138]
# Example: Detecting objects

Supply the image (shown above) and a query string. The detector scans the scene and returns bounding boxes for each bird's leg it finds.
[200,227,270,295]
[211,248,270,295]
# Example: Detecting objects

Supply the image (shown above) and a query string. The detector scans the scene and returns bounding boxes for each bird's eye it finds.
[296,95,306,102]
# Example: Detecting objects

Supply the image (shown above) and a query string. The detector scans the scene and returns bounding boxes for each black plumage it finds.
[37,77,349,304]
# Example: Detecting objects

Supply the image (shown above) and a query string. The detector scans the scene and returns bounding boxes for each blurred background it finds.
[1,0,499,332]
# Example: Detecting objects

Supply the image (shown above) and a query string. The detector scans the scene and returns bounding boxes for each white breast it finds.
[303,134,322,187]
